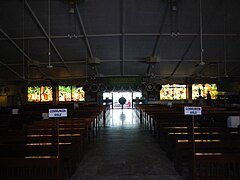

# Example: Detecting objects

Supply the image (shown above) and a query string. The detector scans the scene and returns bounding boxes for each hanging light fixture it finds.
[68,1,75,14]
[47,0,53,69]
[199,0,205,66]
[22,0,25,79]
[223,0,228,78]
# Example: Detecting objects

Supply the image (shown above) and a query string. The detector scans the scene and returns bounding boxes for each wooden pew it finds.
[157,125,240,177]
[0,104,108,179]
[0,116,95,179]
[0,139,72,179]
[0,158,60,180]
[137,104,240,179]
[195,154,240,180]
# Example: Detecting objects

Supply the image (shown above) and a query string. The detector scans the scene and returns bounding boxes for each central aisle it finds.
[71,109,183,180]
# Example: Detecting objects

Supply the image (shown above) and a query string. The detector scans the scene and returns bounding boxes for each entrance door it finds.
[112,92,132,109]
[103,91,142,109]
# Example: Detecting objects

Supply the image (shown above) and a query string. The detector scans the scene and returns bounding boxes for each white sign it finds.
[12,109,19,115]
[49,109,67,118]
[227,116,240,128]
[42,113,49,120]
[184,106,202,115]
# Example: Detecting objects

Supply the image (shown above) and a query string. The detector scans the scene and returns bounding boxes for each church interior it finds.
[0,0,240,179]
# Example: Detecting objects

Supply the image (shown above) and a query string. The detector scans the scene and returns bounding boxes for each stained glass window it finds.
[27,86,40,102]
[160,84,187,100]
[28,86,53,102]
[58,86,72,101]
[40,86,53,102]
[71,86,85,101]
[192,83,218,99]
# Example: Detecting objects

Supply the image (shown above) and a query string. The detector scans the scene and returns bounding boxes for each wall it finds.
[0,96,7,107]
[0,84,28,107]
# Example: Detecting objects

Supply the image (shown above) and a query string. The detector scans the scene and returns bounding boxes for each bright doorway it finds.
[112,92,132,109]
[103,91,142,109]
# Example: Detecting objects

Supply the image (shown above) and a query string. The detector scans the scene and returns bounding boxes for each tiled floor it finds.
[70,109,184,180]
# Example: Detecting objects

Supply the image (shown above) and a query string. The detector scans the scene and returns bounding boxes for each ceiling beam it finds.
[0,28,31,62]
[226,64,240,76]
[191,63,209,79]
[170,36,197,76]
[121,0,126,76]
[152,3,169,56]
[146,3,169,75]
[0,60,25,80]
[5,58,240,66]
[1,33,240,41]
[146,64,154,75]
[24,0,72,76]
[75,4,99,76]
[75,5,93,58]
[0,28,47,79]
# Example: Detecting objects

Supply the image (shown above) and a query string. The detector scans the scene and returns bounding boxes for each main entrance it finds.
[103,91,142,109]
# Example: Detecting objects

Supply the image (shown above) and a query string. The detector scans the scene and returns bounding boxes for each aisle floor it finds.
[70,109,184,180]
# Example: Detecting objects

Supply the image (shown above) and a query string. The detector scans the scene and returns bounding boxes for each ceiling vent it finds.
[28,60,41,68]
[67,0,80,3]
[87,57,101,65]
[146,56,160,63]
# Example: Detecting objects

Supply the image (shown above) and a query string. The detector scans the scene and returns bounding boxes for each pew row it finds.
[136,104,240,179]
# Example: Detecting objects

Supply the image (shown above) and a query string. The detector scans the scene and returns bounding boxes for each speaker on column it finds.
[106,85,114,92]
[139,83,146,91]
[83,84,90,92]
[98,84,106,92]
[154,84,162,91]
[90,84,99,92]
[146,83,154,91]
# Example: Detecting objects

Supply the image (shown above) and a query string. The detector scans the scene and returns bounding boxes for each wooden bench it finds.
[137,104,240,179]
[0,115,96,179]
[0,158,60,180]
[195,154,240,180]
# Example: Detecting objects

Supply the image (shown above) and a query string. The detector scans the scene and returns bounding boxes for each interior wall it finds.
[0,96,7,107]
[218,80,240,93]
[0,84,27,107]
[3,79,240,107]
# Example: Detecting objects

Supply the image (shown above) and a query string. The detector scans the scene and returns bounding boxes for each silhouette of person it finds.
[198,95,204,105]
[119,96,126,109]
[206,91,212,106]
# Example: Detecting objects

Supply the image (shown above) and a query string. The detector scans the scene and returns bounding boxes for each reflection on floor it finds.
[105,109,140,128]
[71,109,183,180]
